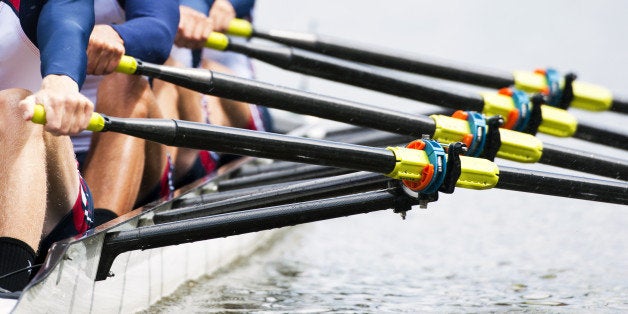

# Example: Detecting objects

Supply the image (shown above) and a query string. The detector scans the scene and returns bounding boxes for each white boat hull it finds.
[2,156,288,314]
[12,230,281,313]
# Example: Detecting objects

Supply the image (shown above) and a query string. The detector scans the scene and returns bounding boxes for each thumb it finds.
[19,95,37,121]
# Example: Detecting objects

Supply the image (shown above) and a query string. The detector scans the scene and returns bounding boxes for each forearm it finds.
[228,0,255,18]
[37,0,95,87]
[112,0,179,64]
[180,0,211,15]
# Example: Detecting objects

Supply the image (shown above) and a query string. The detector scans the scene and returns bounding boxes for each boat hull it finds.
[13,230,282,313]
[3,157,286,313]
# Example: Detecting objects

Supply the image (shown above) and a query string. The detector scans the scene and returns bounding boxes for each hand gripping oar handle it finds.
[31,104,107,132]
[30,105,499,192]
[226,18,624,114]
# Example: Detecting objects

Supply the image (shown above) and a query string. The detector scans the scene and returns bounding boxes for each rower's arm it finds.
[38,0,95,87]
[112,0,180,64]
[228,0,255,18]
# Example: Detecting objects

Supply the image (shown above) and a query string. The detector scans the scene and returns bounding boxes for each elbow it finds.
[149,21,178,64]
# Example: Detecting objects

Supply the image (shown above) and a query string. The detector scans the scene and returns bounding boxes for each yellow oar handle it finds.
[205,32,230,51]
[116,55,139,75]
[32,104,106,132]
[226,18,253,37]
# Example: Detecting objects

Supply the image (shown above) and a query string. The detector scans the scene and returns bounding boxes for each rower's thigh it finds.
[96,73,151,117]
[0,88,31,132]
[43,129,81,229]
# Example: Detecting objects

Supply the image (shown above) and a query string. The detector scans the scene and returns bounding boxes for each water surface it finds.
[149,1,628,312]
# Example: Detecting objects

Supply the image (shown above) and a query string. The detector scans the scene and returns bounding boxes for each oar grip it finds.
[32,104,106,132]
[205,32,229,51]
[227,18,253,37]
[116,55,138,75]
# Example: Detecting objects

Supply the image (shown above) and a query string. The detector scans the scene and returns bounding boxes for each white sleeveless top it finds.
[74,0,126,153]
[0,2,42,92]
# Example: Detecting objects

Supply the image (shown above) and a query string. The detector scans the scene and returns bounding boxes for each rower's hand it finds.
[175,5,214,50]
[87,25,125,75]
[208,0,236,33]
[20,75,94,136]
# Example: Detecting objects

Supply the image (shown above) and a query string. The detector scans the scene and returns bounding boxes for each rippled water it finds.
[151,191,627,312]
[148,1,628,312]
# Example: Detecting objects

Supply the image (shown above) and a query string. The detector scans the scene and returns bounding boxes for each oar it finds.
[32,104,500,194]
[155,171,391,223]
[97,164,627,282]
[157,161,628,224]
[32,106,628,204]
[115,56,628,180]
[229,129,414,179]
[217,164,351,191]
[203,33,628,150]
[96,189,418,280]
[173,179,306,208]
[226,19,628,114]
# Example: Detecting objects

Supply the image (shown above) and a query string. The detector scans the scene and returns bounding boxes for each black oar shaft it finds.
[173,180,303,208]
[137,60,436,137]
[253,29,515,89]
[227,41,486,112]
[574,123,628,150]
[539,143,628,180]
[326,129,415,147]
[128,59,628,180]
[218,164,351,191]
[155,171,390,224]
[233,161,302,177]
[211,71,438,136]
[96,189,410,280]
[104,117,397,175]
[254,29,628,115]
[497,166,628,205]
[611,98,628,114]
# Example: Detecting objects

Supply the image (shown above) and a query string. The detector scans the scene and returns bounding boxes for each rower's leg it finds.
[153,57,205,184]
[37,124,91,262]
[137,88,167,204]
[42,131,82,235]
[0,89,47,250]
[0,89,79,291]
[83,73,154,216]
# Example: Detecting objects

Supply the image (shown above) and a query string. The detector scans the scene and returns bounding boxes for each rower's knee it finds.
[0,88,39,140]
[0,88,32,119]
[96,73,151,118]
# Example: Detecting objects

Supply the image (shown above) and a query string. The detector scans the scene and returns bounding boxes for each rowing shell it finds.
[0,155,287,313]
